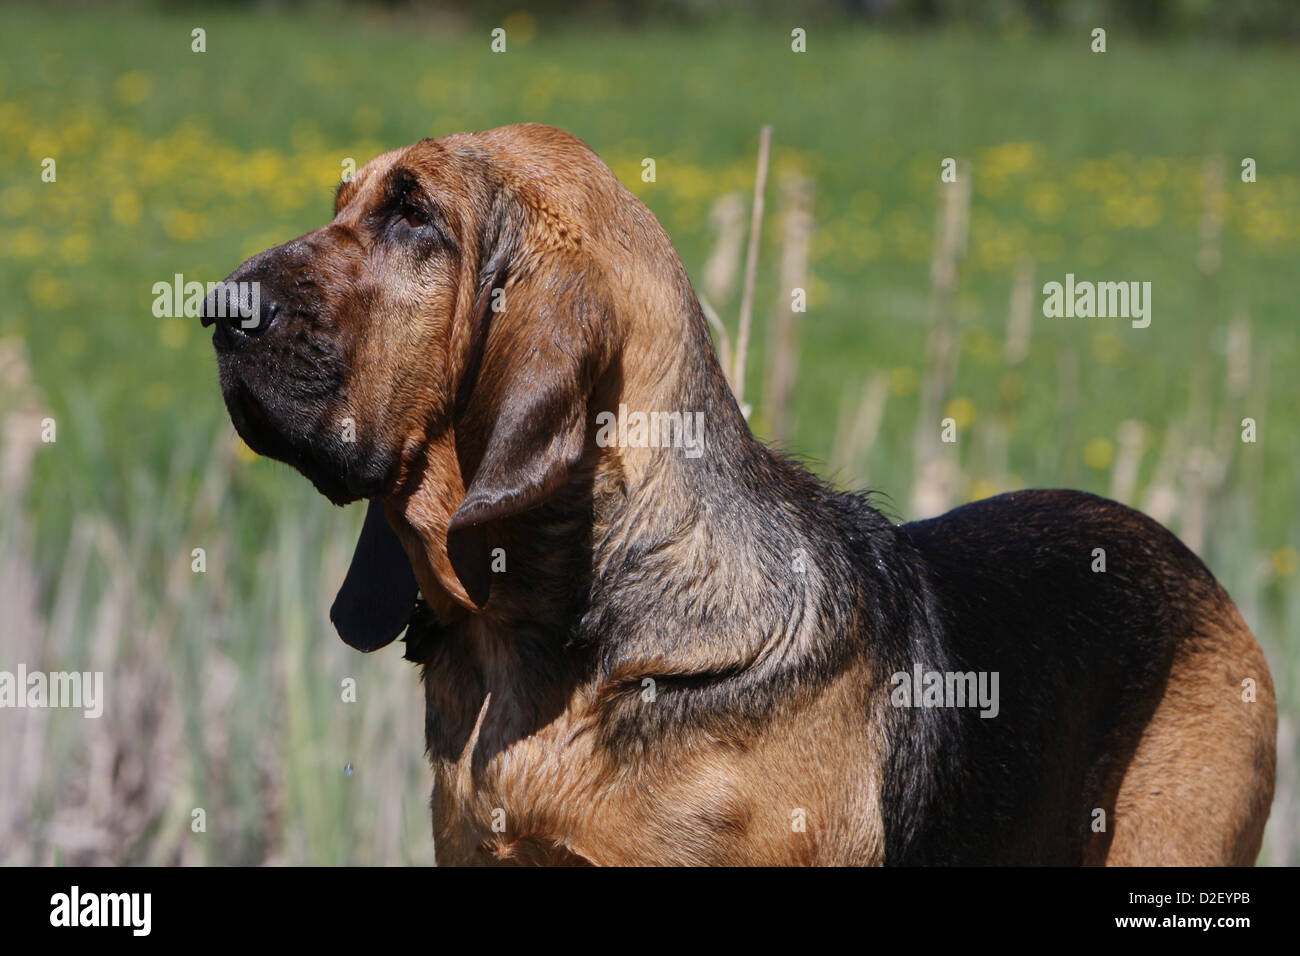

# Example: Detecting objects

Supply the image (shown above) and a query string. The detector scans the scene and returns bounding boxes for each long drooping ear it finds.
[445,230,613,608]
[331,499,420,650]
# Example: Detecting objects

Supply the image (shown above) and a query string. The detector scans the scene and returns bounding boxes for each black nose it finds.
[201,276,282,347]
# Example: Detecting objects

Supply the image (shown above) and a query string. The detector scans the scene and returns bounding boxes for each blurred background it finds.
[0,0,1296,865]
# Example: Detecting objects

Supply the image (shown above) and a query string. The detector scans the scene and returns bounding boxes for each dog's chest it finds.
[419,637,887,865]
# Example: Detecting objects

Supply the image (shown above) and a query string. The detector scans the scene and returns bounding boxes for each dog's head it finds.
[202,125,636,648]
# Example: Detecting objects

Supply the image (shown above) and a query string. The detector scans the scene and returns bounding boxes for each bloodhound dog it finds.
[201,123,1276,866]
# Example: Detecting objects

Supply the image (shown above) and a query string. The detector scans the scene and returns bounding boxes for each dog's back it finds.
[892,488,1276,864]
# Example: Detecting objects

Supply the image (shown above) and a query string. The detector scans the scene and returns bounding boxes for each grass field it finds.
[0,5,1296,864]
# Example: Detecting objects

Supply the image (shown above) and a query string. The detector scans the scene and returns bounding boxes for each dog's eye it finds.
[402,204,429,229]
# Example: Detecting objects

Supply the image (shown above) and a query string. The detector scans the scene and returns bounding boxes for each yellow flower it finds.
[1026,183,1064,223]
[1103,194,1132,228]
[26,132,60,162]
[945,397,976,429]
[164,209,206,242]
[59,233,91,265]
[61,114,97,152]
[1084,438,1114,470]
[9,227,45,259]
[112,190,142,226]
[243,231,289,260]
[1,184,34,218]
[889,367,917,397]
[1136,157,1167,190]
[980,141,1044,177]
[29,273,70,309]
[976,229,1018,273]
[1274,547,1298,578]
[503,11,538,46]
[1129,194,1162,229]
[969,478,998,502]
[899,228,931,263]
[808,276,830,309]
[159,317,189,350]
[965,327,998,364]
[114,71,153,106]
[235,435,259,464]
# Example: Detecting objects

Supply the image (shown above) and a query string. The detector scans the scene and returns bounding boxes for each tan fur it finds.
[429,647,887,866]
[1094,597,1277,865]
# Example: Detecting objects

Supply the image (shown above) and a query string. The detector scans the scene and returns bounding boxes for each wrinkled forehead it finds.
[332,137,478,216]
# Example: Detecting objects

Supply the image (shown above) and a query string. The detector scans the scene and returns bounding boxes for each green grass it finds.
[0,4,1296,864]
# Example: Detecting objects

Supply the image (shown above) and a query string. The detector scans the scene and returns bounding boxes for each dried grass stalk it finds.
[732,125,773,409]
[764,174,814,443]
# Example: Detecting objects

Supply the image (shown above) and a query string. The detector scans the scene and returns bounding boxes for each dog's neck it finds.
[417,270,868,723]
